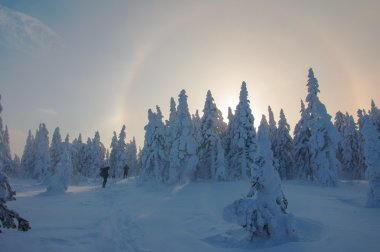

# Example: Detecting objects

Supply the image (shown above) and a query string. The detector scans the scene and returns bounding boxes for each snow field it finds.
[1,178,379,252]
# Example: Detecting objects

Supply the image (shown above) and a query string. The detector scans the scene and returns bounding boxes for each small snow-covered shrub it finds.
[224,198,294,239]
[224,118,295,240]
[0,171,31,232]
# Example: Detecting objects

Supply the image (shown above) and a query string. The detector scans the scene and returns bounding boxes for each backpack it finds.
[99,168,108,178]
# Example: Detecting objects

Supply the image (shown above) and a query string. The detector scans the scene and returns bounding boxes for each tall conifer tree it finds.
[0,96,13,175]
[293,100,311,179]
[196,90,226,180]
[361,114,380,207]
[226,82,257,180]
[33,123,50,180]
[276,109,295,179]
[126,137,138,176]
[140,107,167,182]
[335,112,364,179]
[50,127,63,175]
[21,130,35,178]
[169,90,198,183]
[267,106,279,172]
[302,68,339,186]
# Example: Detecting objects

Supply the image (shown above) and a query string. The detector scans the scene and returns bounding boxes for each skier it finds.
[99,166,110,188]
[123,164,130,179]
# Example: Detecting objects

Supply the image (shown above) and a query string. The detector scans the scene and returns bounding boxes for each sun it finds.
[214,94,238,123]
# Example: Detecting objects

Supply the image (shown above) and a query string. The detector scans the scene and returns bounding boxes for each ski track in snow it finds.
[1,178,380,252]
[94,182,150,252]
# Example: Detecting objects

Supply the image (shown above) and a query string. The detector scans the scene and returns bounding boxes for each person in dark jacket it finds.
[123,164,130,179]
[100,166,110,188]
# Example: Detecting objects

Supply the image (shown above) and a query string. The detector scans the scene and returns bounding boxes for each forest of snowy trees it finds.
[1,68,380,234]
[138,69,377,187]
[0,68,378,195]
[15,125,139,192]
[0,93,138,194]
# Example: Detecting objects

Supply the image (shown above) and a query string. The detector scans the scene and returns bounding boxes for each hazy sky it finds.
[1,0,379,156]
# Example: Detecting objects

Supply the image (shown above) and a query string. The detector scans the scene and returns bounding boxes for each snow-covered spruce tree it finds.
[361,115,380,207]
[0,97,14,176]
[334,111,345,134]
[225,82,257,180]
[293,100,311,180]
[21,130,35,178]
[109,125,128,178]
[109,131,118,178]
[369,100,380,131]
[215,106,228,136]
[268,106,279,172]
[166,97,179,145]
[64,135,70,153]
[357,109,367,131]
[82,132,106,178]
[335,112,364,179]
[46,135,72,193]
[356,108,370,179]
[162,98,179,181]
[221,107,234,159]
[116,126,128,177]
[0,126,14,176]
[91,131,106,177]
[0,95,5,173]
[223,116,294,239]
[259,115,270,139]
[12,155,21,178]
[192,110,202,146]
[334,111,345,178]
[126,137,138,176]
[359,103,378,152]
[63,135,74,180]
[0,95,2,131]
[276,109,295,180]
[0,171,31,232]
[49,127,63,176]
[268,106,277,143]
[33,123,50,180]
[82,138,93,177]
[196,90,226,181]
[71,134,86,179]
[300,68,340,186]
[169,90,198,184]
[140,107,167,182]
[136,146,142,176]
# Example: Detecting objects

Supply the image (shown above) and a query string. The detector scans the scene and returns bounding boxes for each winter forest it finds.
[1,68,380,251]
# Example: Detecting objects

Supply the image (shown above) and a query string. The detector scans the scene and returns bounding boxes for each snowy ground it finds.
[1,178,379,252]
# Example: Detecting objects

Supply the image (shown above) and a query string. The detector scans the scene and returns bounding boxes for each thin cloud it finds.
[0,4,61,53]
[37,108,58,116]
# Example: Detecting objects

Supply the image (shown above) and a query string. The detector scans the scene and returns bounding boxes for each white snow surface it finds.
[1,178,379,252]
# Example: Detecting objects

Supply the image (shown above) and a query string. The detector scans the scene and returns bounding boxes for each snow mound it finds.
[205,216,322,249]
